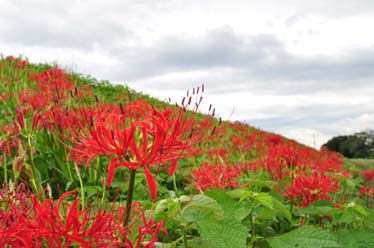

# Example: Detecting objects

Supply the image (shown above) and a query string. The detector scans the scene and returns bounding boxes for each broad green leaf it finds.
[227,188,251,200]
[255,206,276,220]
[198,217,249,248]
[188,238,216,248]
[353,204,369,216]
[299,205,341,217]
[206,189,250,220]
[335,230,374,248]
[254,192,274,209]
[178,195,191,202]
[182,194,224,222]
[333,211,354,225]
[154,198,181,221]
[265,226,340,248]
[272,197,292,222]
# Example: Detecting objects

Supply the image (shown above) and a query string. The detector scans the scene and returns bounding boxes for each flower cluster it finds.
[283,171,339,207]
[191,162,241,192]
[0,185,166,247]
[67,88,213,201]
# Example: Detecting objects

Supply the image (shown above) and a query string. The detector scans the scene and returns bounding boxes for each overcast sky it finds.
[1,0,374,148]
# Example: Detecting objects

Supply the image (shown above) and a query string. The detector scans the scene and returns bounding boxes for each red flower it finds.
[283,171,340,207]
[361,169,374,182]
[191,162,241,192]
[0,186,166,247]
[68,87,213,201]
[359,186,368,196]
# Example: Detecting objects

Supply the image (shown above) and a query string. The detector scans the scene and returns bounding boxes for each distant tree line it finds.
[323,131,374,158]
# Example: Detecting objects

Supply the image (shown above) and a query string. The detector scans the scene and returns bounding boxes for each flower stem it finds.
[183,228,188,248]
[173,173,178,197]
[28,134,45,200]
[124,169,136,227]
[74,163,85,209]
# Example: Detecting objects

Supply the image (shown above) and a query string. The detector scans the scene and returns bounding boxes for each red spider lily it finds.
[262,140,303,180]
[66,104,130,167]
[230,134,256,155]
[15,106,42,131]
[191,162,241,192]
[266,134,283,146]
[67,86,214,201]
[15,59,28,69]
[283,171,340,207]
[18,67,78,112]
[19,90,50,111]
[121,202,167,248]
[29,67,73,100]
[359,186,374,197]
[0,121,24,157]
[361,169,374,182]
[206,147,230,162]
[359,187,365,195]
[0,186,166,247]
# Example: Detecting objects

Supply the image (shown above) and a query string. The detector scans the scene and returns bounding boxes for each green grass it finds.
[349,158,374,169]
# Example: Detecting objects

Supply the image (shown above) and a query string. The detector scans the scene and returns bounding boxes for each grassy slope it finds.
[350,158,374,169]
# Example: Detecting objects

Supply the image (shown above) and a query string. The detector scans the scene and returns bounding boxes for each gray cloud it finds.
[101,27,374,96]
[0,0,131,50]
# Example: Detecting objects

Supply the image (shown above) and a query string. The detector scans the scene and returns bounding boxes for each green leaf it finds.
[227,188,251,200]
[265,226,340,248]
[154,198,181,221]
[352,204,369,216]
[254,192,274,209]
[206,189,250,220]
[333,211,354,225]
[198,217,249,248]
[335,230,374,248]
[299,205,340,217]
[255,206,276,220]
[84,186,102,198]
[188,238,216,248]
[182,194,224,222]
[272,197,292,222]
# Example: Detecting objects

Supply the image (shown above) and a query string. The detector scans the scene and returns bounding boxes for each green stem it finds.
[173,173,178,197]
[64,146,73,183]
[28,134,45,200]
[101,177,107,207]
[94,158,99,183]
[183,228,188,248]
[74,163,85,209]
[124,169,136,227]
[183,229,188,248]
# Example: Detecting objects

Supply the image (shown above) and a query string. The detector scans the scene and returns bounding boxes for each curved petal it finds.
[106,158,119,187]
[167,160,178,176]
[144,166,157,202]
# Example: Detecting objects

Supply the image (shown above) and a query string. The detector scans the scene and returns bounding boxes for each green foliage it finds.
[334,230,374,248]
[205,189,250,220]
[197,217,248,248]
[182,194,224,222]
[258,226,340,248]
[227,188,292,222]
